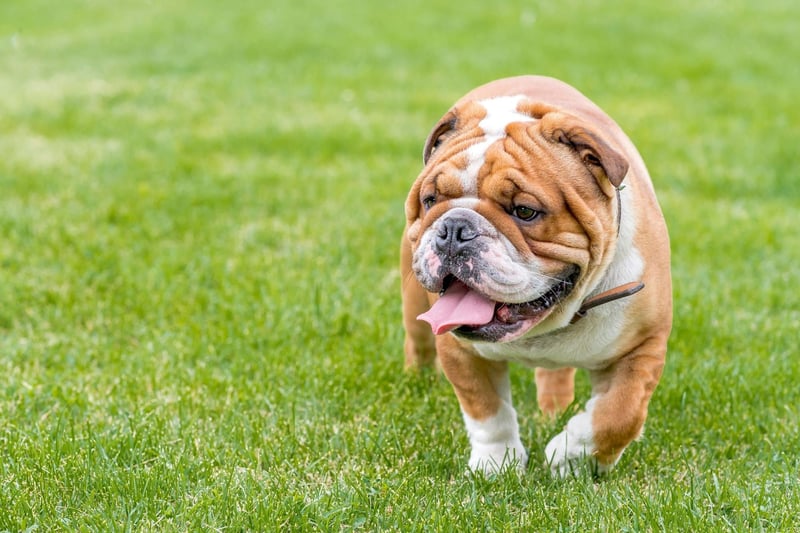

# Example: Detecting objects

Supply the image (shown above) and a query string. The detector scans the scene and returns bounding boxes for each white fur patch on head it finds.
[457,95,534,197]
[478,95,534,137]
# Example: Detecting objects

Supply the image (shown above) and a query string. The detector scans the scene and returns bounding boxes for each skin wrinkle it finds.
[490,149,542,210]
[440,138,481,170]
[503,126,551,183]
[473,202,529,255]
[493,128,597,266]
[429,111,488,162]
[561,185,615,274]
[435,173,466,200]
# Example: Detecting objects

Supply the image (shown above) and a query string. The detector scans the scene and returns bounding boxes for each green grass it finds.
[1,0,799,530]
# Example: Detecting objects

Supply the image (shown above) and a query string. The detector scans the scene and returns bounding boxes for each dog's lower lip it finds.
[500,269,579,320]
[455,268,579,334]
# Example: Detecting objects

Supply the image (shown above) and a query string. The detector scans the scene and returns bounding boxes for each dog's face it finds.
[406,95,630,343]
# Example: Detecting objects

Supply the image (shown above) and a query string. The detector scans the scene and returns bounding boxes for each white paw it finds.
[463,402,527,475]
[544,398,616,477]
[468,441,528,475]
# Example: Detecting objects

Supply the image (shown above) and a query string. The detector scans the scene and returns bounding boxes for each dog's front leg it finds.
[545,344,665,477]
[437,335,527,474]
[400,232,437,369]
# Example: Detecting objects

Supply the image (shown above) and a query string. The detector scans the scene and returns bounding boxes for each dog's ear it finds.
[540,113,629,191]
[422,111,457,165]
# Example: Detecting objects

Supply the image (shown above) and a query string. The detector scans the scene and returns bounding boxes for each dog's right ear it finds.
[422,111,457,165]
[540,112,629,193]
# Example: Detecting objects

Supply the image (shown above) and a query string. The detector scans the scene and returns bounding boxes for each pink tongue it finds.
[417,281,497,335]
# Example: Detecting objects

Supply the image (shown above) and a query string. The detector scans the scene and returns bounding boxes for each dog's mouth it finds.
[417,268,580,343]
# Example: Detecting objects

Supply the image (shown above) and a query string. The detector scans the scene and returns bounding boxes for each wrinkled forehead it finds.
[443,95,536,196]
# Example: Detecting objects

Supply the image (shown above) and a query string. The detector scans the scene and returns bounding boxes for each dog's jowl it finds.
[401,75,672,476]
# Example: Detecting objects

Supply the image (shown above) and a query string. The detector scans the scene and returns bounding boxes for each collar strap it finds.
[570,281,644,324]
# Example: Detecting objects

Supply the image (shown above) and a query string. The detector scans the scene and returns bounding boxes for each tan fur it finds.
[401,235,436,369]
[436,334,506,420]
[535,367,577,417]
[401,76,672,472]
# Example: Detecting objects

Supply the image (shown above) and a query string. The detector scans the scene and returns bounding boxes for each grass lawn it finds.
[1,0,799,530]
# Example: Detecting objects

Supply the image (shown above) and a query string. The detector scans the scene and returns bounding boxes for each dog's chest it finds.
[471,308,626,369]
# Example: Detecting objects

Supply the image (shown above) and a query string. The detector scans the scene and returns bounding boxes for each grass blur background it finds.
[1,0,798,529]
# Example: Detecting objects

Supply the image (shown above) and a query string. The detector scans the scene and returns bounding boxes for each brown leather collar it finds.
[570,281,644,324]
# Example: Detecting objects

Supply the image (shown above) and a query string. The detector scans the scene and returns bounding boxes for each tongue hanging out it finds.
[417,281,497,335]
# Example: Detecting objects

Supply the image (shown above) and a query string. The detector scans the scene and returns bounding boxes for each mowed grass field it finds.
[1,0,799,530]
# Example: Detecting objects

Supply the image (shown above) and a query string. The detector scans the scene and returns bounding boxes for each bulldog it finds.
[400,75,672,476]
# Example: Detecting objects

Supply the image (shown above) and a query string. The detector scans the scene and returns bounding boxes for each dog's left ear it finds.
[422,111,457,165]
[541,113,629,191]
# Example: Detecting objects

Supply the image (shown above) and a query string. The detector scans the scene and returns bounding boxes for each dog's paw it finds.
[468,441,528,475]
[543,398,616,477]
[462,402,527,475]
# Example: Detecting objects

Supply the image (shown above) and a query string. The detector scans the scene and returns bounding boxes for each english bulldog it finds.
[400,75,672,476]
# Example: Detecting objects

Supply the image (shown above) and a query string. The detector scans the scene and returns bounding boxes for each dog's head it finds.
[406,93,629,343]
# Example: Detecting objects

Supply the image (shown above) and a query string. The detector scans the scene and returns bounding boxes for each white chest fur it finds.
[472,297,629,369]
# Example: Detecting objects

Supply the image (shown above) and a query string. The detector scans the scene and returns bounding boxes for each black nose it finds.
[435,216,479,255]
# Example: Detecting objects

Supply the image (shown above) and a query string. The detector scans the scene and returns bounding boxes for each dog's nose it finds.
[435,216,479,255]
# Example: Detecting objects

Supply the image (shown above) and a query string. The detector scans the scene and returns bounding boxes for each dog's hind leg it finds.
[535,367,576,417]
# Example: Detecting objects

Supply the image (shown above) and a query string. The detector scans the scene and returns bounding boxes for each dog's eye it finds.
[422,195,437,211]
[512,205,541,221]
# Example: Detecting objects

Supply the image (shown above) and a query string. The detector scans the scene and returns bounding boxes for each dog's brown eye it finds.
[512,205,540,221]
[422,195,437,211]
